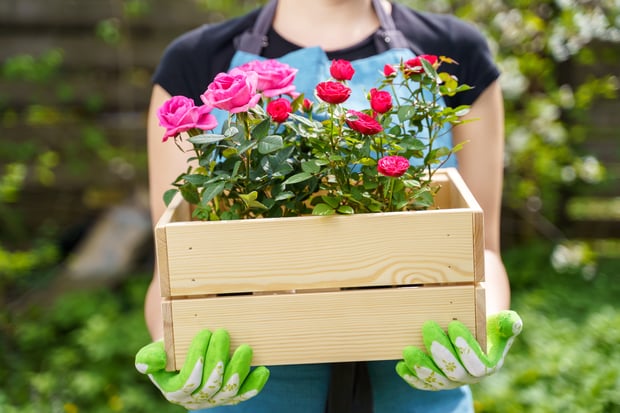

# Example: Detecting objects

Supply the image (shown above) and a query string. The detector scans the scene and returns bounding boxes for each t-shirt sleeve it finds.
[394,6,500,107]
[151,10,259,104]
[440,16,500,107]
[152,27,204,99]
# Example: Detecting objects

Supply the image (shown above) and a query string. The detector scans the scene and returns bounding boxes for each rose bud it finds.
[330,59,355,81]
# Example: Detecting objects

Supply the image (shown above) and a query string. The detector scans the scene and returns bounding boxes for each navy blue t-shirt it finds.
[152,3,500,108]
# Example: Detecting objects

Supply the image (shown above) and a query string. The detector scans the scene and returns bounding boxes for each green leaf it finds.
[163,189,178,206]
[454,105,471,117]
[201,181,226,204]
[397,105,416,122]
[337,205,355,214]
[283,172,313,185]
[187,134,226,145]
[251,119,271,140]
[224,126,239,137]
[312,203,336,216]
[274,191,295,201]
[237,140,257,154]
[179,182,200,205]
[258,135,284,154]
[239,191,268,210]
[321,195,341,209]
[301,159,321,174]
[182,174,208,186]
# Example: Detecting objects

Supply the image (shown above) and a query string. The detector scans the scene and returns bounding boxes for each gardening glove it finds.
[396,310,522,390]
[135,328,270,409]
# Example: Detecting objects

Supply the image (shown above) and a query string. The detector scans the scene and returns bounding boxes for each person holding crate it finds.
[135,0,522,411]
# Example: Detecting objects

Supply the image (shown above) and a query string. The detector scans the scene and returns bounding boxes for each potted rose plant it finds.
[158,55,472,220]
[154,56,486,370]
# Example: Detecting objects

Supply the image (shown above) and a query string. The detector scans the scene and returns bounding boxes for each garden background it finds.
[1,0,619,411]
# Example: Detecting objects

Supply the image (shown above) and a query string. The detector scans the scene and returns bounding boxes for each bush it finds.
[0,275,183,413]
[472,243,620,412]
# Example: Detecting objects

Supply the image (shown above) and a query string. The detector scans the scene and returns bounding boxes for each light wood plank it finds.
[167,285,478,368]
[162,300,177,371]
[475,285,487,352]
[164,209,477,296]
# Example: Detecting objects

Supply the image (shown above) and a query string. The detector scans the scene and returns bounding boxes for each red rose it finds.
[316,81,352,104]
[383,64,396,77]
[302,98,313,112]
[369,88,393,114]
[330,59,355,81]
[266,98,292,123]
[345,110,383,135]
[377,155,410,177]
[404,54,439,74]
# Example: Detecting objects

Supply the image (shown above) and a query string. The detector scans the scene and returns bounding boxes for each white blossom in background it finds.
[551,241,597,280]
[557,84,575,110]
[498,57,528,99]
[561,165,577,183]
[506,126,531,155]
[576,156,605,184]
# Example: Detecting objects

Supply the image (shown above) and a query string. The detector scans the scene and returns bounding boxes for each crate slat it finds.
[163,284,484,369]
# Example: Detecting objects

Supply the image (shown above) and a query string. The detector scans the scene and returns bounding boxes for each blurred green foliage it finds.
[0,275,183,413]
[0,0,619,411]
[401,0,619,234]
[473,243,620,412]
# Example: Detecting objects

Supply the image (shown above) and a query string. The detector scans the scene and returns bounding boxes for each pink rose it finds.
[330,59,355,81]
[316,81,352,104]
[369,88,393,114]
[404,54,439,75]
[266,98,292,123]
[157,96,218,142]
[345,110,383,135]
[377,155,410,177]
[200,68,261,113]
[238,59,298,97]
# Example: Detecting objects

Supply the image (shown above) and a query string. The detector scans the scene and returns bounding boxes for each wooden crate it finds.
[155,167,486,371]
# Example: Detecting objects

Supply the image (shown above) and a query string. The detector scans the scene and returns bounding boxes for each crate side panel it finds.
[162,300,177,371]
[475,285,487,352]
[165,210,476,296]
[167,285,476,367]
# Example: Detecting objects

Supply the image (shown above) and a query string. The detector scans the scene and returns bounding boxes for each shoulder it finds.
[392,4,500,106]
[392,3,490,56]
[153,8,261,101]
[161,8,260,63]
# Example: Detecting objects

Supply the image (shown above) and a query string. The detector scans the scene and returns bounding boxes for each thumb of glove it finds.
[135,340,167,374]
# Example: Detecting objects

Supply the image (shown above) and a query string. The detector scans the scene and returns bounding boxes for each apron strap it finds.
[235,0,411,54]
[372,0,411,51]
[234,0,278,54]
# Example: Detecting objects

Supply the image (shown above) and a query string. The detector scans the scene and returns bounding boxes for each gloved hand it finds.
[396,310,523,390]
[135,328,270,409]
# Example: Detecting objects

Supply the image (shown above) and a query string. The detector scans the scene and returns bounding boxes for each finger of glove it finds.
[193,328,231,399]
[209,344,254,404]
[182,365,270,410]
[422,321,476,384]
[235,365,270,401]
[447,311,523,377]
[401,346,461,390]
[135,340,167,374]
[150,329,212,399]
[447,320,494,377]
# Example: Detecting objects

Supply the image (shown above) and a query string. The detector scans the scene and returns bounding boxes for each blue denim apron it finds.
[192,0,470,411]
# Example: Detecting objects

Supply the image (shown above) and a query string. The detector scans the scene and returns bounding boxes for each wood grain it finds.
[166,285,479,367]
